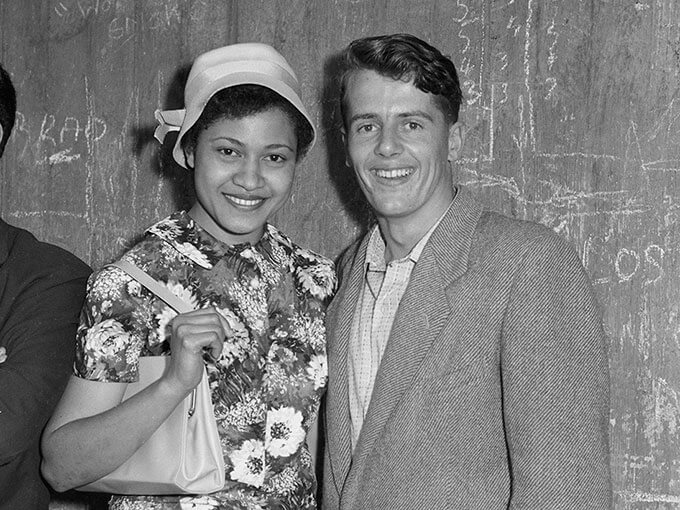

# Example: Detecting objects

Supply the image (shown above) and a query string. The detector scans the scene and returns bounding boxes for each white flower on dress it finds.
[125,280,142,297]
[163,280,198,309]
[296,261,336,300]
[148,219,182,240]
[291,313,326,351]
[265,407,305,458]
[155,305,178,343]
[0,347,7,363]
[178,495,220,510]
[83,318,130,358]
[306,354,327,390]
[100,299,113,315]
[229,439,265,487]
[178,242,212,268]
[216,308,251,368]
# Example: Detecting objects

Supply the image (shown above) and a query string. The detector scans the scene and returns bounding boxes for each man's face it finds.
[343,69,461,227]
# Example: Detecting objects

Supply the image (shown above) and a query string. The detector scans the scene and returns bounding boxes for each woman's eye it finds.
[267,154,287,163]
[219,148,237,157]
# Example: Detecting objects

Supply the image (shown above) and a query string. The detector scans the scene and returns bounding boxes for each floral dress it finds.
[74,211,336,510]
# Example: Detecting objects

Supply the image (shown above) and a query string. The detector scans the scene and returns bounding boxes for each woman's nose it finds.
[233,158,265,190]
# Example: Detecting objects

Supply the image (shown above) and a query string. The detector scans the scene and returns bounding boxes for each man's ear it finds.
[341,126,351,168]
[447,122,463,162]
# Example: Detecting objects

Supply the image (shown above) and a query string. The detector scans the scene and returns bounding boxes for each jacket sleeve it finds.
[0,254,90,463]
[501,233,612,509]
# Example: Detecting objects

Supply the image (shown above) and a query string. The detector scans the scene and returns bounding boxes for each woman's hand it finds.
[165,307,231,394]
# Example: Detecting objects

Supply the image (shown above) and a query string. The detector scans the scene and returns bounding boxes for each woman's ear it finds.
[183,146,195,170]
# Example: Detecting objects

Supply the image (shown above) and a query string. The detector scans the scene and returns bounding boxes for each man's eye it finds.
[406,121,422,130]
[357,124,376,133]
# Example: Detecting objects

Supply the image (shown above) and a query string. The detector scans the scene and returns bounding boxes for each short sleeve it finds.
[74,266,155,383]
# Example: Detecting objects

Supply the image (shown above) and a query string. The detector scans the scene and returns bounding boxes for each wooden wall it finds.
[1,0,679,508]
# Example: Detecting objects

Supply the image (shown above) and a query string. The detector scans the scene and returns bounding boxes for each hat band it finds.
[186,60,301,101]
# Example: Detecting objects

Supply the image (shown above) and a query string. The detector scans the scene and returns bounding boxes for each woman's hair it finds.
[338,33,463,125]
[181,84,314,162]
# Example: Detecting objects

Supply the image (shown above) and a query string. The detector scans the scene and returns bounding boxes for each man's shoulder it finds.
[474,210,575,257]
[1,220,91,279]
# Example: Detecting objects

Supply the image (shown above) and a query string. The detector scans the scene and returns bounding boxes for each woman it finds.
[41,43,336,510]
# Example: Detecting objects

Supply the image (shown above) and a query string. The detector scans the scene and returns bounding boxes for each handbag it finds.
[78,259,226,495]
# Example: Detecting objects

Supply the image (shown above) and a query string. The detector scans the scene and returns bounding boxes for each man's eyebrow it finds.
[397,110,435,122]
[348,111,436,124]
[348,113,378,125]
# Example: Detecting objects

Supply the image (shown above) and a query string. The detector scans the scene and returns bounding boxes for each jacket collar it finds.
[336,186,483,501]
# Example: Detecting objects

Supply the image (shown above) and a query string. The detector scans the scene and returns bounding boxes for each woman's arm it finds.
[41,308,229,492]
[40,373,188,491]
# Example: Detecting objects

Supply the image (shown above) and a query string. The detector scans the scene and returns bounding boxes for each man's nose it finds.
[374,126,403,158]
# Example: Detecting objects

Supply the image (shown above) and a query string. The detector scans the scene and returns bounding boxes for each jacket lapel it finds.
[344,188,483,499]
[325,236,368,497]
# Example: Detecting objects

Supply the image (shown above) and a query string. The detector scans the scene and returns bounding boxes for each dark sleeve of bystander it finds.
[0,220,91,510]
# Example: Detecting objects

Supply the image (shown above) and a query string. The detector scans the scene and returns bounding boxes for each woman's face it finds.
[186,107,298,245]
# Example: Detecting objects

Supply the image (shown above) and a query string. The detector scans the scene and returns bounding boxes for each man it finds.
[322,34,611,509]
[0,64,91,509]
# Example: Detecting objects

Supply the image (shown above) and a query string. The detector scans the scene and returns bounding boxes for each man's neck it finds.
[376,188,457,263]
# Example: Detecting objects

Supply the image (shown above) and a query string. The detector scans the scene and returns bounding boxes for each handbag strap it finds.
[107,259,194,314]
[106,259,202,416]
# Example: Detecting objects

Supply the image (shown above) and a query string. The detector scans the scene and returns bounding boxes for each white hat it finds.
[154,43,316,169]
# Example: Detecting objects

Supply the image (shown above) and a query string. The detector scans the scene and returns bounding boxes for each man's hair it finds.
[339,33,463,125]
[181,84,314,163]
[0,64,17,157]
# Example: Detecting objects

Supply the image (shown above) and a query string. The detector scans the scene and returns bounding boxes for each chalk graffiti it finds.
[108,2,181,41]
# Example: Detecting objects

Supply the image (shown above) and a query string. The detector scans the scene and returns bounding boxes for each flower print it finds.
[267,241,292,271]
[0,347,7,363]
[265,465,299,496]
[229,281,268,334]
[163,280,199,309]
[218,392,266,431]
[296,258,336,301]
[229,439,265,487]
[148,218,183,240]
[89,267,129,301]
[216,308,252,368]
[154,305,178,344]
[291,313,327,351]
[268,344,296,365]
[306,354,327,390]
[265,407,305,458]
[82,319,131,359]
[240,247,256,261]
[125,279,142,298]
[178,495,221,510]
[100,299,113,315]
[178,242,212,268]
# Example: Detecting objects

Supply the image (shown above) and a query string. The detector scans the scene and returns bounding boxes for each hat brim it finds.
[172,70,316,169]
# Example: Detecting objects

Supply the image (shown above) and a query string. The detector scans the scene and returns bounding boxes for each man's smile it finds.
[371,166,415,179]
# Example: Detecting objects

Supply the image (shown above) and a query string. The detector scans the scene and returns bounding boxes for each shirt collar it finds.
[365,197,455,271]
[146,210,273,269]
